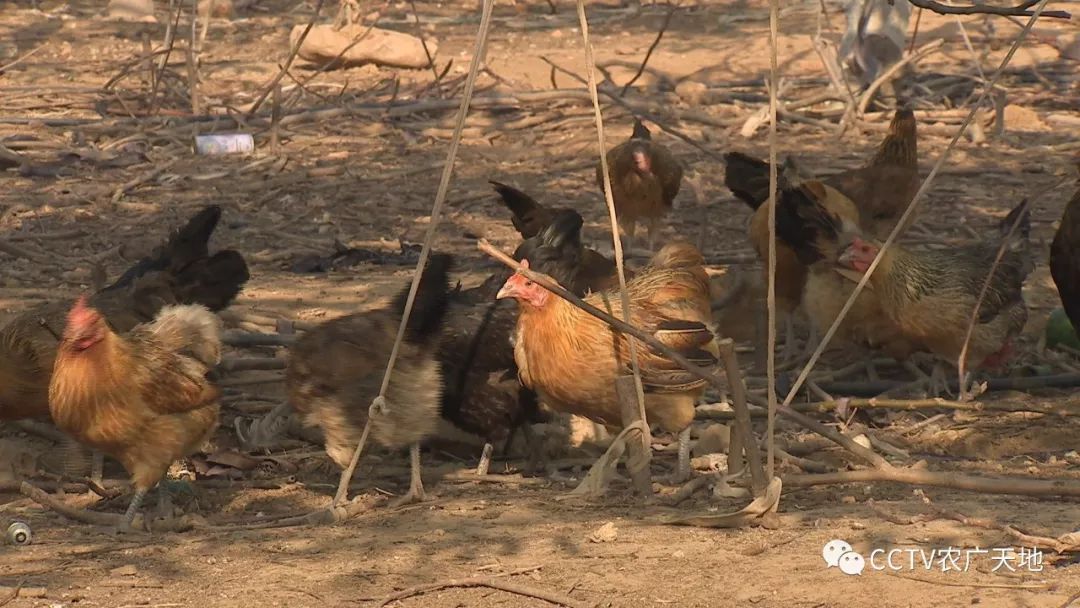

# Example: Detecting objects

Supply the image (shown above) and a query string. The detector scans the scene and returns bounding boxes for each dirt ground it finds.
[2,0,1080,606]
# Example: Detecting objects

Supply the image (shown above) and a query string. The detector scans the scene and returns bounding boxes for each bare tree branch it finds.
[904,0,1070,20]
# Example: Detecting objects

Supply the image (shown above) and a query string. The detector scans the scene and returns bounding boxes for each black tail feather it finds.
[724,151,771,210]
[774,184,841,265]
[173,250,250,311]
[512,209,585,291]
[106,205,222,291]
[392,253,454,344]
[631,118,652,141]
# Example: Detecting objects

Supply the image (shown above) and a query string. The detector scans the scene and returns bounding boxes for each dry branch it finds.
[20,482,126,527]
[377,577,591,608]
[784,467,1080,498]
[905,0,1069,19]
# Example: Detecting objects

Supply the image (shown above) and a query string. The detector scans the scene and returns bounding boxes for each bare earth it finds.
[1,1,1079,607]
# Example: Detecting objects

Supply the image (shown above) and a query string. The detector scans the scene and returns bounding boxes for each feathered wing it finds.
[1050,178,1080,329]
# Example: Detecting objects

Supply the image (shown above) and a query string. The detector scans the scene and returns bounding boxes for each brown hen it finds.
[288,254,452,504]
[49,300,223,529]
[596,119,684,250]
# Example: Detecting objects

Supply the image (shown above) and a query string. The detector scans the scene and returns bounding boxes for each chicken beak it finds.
[496,280,516,300]
[836,246,854,268]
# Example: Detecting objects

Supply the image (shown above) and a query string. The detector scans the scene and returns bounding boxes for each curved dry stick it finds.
[905,0,1069,19]
[619,4,677,96]
[377,578,591,608]
[477,239,887,470]
[783,467,1080,497]
[330,0,497,507]
[246,0,326,119]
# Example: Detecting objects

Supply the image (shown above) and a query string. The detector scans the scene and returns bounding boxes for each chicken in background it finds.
[0,205,248,424]
[492,181,619,293]
[287,255,452,505]
[726,108,919,241]
[497,241,718,480]
[1049,167,1080,334]
[724,109,919,359]
[828,197,1031,390]
[49,299,223,530]
[595,119,684,250]
[773,177,920,367]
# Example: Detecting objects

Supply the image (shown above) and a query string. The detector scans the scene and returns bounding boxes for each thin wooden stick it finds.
[20,482,125,527]
[377,577,590,608]
[783,467,1080,497]
[330,0,496,508]
[247,0,326,119]
[719,340,766,494]
[764,0,780,485]
[576,0,651,466]
[619,3,677,96]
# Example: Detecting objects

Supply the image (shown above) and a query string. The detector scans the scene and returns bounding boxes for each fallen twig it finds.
[19,481,126,527]
[247,0,326,119]
[377,576,591,608]
[619,3,677,96]
[784,467,1080,498]
[916,490,1079,552]
[905,0,1069,19]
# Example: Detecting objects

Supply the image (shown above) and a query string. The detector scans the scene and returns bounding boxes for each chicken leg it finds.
[674,426,692,483]
[647,217,660,251]
[391,443,427,507]
[119,487,148,531]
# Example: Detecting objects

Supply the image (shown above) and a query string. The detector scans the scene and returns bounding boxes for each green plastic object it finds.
[1045,307,1080,350]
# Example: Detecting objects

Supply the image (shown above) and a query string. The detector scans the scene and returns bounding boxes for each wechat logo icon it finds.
[823,539,866,576]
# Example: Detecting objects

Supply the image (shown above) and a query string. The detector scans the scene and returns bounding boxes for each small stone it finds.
[588,522,618,543]
[110,565,137,577]
[1002,104,1046,132]
[841,495,857,504]
[675,80,709,105]
[692,423,730,457]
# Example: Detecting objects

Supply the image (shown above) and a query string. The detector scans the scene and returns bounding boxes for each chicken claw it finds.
[390,443,428,508]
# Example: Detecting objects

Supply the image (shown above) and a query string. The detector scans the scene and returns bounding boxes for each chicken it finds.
[492,182,619,293]
[825,196,1031,378]
[491,180,568,240]
[49,299,223,529]
[726,108,919,241]
[497,241,718,479]
[0,205,248,423]
[1049,168,1080,332]
[724,109,918,359]
[438,212,620,461]
[596,119,684,250]
[773,178,919,364]
[287,254,452,504]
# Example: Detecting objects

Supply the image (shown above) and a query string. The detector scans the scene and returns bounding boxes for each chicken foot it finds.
[673,426,692,483]
[120,487,148,531]
[647,216,660,252]
[390,443,427,507]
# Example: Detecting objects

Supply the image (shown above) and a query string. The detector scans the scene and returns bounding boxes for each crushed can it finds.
[5,521,31,546]
[194,133,254,155]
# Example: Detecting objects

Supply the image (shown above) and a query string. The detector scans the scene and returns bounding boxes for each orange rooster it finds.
[497,241,717,480]
[596,119,684,250]
[49,299,223,529]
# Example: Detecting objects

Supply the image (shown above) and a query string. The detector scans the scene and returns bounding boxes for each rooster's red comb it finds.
[66,295,100,331]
